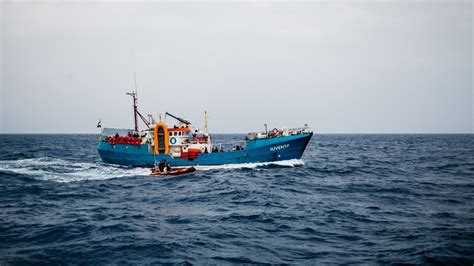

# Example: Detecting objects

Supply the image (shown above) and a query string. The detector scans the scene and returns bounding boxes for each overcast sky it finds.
[1,1,472,133]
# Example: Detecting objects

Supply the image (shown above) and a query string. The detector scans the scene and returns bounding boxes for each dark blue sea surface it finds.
[0,134,473,264]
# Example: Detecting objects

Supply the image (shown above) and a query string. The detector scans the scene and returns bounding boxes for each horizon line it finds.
[0,132,473,135]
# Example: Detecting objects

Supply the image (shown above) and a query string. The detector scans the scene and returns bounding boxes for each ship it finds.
[97,90,313,167]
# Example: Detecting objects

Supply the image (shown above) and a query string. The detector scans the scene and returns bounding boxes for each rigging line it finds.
[136,110,151,128]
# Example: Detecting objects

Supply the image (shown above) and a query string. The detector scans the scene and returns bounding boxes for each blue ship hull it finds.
[97,133,313,167]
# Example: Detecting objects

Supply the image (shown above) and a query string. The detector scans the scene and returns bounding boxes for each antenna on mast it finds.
[134,71,138,97]
[204,111,209,134]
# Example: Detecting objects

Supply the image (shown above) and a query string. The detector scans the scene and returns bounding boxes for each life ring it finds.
[170,137,177,145]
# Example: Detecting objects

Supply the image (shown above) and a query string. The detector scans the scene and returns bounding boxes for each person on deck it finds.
[158,160,166,172]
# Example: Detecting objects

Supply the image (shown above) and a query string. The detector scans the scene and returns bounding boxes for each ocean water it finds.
[0,134,473,264]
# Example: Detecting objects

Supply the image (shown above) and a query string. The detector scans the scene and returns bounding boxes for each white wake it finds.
[194,159,305,171]
[0,157,304,183]
[0,157,149,183]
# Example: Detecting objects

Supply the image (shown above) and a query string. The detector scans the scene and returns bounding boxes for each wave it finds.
[0,157,149,183]
[194,159,305,171]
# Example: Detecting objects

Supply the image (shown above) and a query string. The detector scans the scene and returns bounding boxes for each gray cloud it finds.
[1,1,472,133]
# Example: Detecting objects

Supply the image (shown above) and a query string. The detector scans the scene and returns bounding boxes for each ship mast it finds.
[126,90,139,132]
[125,73,151,131]
[127,72,139,132]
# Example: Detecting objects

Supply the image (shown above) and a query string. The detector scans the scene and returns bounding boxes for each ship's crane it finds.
[165,112,192,126]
